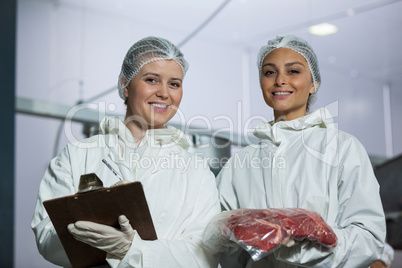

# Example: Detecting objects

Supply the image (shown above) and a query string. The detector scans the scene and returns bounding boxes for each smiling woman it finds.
[124,60,184,139]
[260,47,315,121]
[31,36,221,268]
[257,35,321,121]
[212,35,386,268]
[118,36,188,145]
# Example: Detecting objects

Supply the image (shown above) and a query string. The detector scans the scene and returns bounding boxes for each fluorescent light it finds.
[309,23,338,36]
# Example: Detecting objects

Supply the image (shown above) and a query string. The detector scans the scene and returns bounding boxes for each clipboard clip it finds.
[78,173,104,193]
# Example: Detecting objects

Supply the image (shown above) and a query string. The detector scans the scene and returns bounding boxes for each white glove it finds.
[111,179,130,187]
[67,215,135,260]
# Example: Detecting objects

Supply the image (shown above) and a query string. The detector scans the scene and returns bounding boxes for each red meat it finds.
[279,208,338,247]
[225,214,289,253]
[223,208,337,254]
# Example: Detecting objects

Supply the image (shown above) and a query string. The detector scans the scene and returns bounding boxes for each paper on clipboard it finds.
[43,176,157,268]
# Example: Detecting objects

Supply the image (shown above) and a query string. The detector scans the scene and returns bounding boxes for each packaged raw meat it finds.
[203,208,337,261]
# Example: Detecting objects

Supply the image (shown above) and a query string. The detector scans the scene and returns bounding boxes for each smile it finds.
[150,103,169,108]
[273,91,292,96]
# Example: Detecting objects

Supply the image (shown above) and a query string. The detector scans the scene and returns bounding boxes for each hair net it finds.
[118,36,189,100]
[257,35,321,106]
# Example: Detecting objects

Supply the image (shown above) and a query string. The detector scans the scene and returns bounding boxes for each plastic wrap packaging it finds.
[203,208,337,261]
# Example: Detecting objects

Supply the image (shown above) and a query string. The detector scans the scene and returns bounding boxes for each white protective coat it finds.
[216,108,386,268]
[31,116,221,268]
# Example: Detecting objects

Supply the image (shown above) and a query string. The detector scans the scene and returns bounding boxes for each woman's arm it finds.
[108,164,221,268]
[216,155,240,211]
[31,145,75,267]
[274,136,386,267]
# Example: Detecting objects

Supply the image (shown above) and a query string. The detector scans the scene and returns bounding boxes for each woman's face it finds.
[260,47,315,121]
[124,60,183,129]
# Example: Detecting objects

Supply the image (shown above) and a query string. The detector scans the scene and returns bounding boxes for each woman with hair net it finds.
[31,36,220,268]
[211,35,386,267]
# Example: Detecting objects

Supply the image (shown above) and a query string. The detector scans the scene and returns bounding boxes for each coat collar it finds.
[100,116,190,150]
[99,116,190,169]
[253,108,335,144]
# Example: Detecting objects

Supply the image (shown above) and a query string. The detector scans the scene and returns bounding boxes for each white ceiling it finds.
[56,0,402,88]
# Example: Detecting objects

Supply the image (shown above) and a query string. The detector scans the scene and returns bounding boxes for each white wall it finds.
[15,0,401,267]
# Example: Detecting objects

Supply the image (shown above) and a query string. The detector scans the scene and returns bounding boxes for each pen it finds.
[102,159,123,181]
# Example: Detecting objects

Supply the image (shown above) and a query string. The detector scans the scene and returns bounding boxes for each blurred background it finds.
[1,0,401,267]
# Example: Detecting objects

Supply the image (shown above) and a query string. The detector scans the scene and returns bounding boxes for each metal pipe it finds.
[382,84,393,158]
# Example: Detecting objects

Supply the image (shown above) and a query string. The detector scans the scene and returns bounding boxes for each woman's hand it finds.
[111,180,131,187]
[370,260,387,268]
[68,215,135,259]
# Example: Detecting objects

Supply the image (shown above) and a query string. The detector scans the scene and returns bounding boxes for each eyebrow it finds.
[142,72,183,82]
[262,62,306,68]
[141,72,161,77]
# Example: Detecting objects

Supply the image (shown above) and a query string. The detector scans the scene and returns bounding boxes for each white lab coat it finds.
[216,108,386,268]
[31,116,221,268]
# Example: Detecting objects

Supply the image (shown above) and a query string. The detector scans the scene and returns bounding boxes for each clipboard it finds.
[43,178,157,268]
